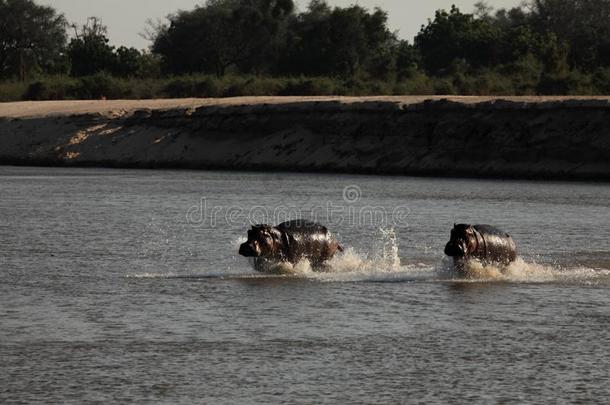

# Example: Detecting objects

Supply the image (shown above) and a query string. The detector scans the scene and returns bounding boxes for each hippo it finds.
[444,224,517,268]
[239,220,343,272]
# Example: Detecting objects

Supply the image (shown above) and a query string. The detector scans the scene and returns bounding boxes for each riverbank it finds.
[1,96,609,180]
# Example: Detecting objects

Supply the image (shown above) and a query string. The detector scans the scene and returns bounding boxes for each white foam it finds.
[131,227,610,285]
[242,237,610,285]
[126,272,178,279]
[439,257,610,284]
[243,227,435,282]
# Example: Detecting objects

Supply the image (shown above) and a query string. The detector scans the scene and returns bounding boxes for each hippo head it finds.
[239,225,283,258]
[444,224,477,257]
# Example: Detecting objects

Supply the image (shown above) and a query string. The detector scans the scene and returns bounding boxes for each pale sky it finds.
[38,0,522,50]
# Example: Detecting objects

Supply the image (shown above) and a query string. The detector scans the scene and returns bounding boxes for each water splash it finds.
[325,227,402,274]
[453,257,610,284]
[232,236,247,250]
[130,227,610,285]
[126,272,179,279]
[243,227,432,282]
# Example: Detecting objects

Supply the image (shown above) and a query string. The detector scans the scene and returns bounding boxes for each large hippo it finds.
[239,220,343,271]
[444,224,517,267]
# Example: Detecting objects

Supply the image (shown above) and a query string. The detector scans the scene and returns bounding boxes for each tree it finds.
[473,1,494,22]
[227,0,294,74]
[277,1,397,78]
[527,0,610,70]
[275,0,333,76]
[110,47,162,78]
[152,0,295,76]
[360,8,400,80]
[328,6,397,78]
[153,2,241,76]
[327,6,372,77]
[395,40,421,78]
[135,51,162,78]
[112,46,142,77]
[415,6,501,75]
[0,0,67,80]
[67,17,116,76]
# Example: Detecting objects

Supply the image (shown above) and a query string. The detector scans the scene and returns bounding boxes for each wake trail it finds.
[129,228,610,285]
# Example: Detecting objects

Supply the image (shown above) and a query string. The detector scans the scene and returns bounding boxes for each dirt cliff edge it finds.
[1,97,609,180]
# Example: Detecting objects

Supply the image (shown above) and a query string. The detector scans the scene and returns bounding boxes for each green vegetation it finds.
[1,0,609,101]
[0,0,67,81]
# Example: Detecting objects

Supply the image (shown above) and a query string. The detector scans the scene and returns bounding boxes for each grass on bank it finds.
[1,68,610,102]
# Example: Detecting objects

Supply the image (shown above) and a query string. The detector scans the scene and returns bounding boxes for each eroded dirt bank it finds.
[1,96,609,180]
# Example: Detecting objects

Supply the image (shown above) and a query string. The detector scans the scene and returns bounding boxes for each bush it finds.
[23,76,79,100]
[537,70,594,95]
[194,77,224,97]
[222,77,252,97]
[232,77,284,97]
[433,78,456,95]
[2,69,608,102]
[163,77,197,98]
[75,72,125,99]
[24,82,48,100]
[0,81,29,101]
[279,77,337,96]
[452,70,515,95]
[365,80,393,95]
[339,78,394,96]
[592,68,610,95]
[106,78,164,99]
[500,54,543,95]
[395,77,434,95]
[164,76,226,98]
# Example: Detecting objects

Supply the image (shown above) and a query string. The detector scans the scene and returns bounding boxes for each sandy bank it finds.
[3,95,610,118]
[1,96,609,180]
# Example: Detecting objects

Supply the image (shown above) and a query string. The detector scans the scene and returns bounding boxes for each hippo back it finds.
[277,220,328,235]
[276,220,335,265]
[473,224,510,238]
[473,224,517,264]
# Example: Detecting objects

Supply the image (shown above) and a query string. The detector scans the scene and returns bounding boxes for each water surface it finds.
[1,167,609,403]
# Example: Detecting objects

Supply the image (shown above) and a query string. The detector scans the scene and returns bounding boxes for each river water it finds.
[1,166,609,403]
